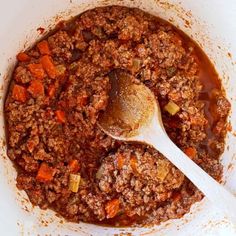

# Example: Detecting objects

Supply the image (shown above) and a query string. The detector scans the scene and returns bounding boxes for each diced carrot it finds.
[28,63,46,79]
[37,40,51,55]
[68,160,80,173]
[40,55,57,79]
[12,84,27,102]
[48,84,56,98]
[17,52,30,62]
[55,110,66,123]
[117,154,125,170]
[36,162,54,182]
[105,199,120,219]
[184,147,197,159]
[27,80,44,97]
[130,155,138,172]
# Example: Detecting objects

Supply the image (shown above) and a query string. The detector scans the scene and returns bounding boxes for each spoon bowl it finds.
[99,70,162,140]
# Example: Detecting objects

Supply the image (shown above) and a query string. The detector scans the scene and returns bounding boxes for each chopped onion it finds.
[56,65,66,76]
[93,27,106,39]
[96,165,104,179]
[164,101,180,115]
[69,174,81,193]
[69,62,78,71]
[132,58,141,71]
[166,67,177,77]
[80,177,86,186]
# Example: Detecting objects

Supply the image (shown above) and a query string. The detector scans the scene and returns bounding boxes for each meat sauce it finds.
[4,6,230,226]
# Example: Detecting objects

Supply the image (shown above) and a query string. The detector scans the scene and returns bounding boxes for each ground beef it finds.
[4,6,230,226]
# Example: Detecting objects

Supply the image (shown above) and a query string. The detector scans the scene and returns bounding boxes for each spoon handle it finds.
[144,128,236,224]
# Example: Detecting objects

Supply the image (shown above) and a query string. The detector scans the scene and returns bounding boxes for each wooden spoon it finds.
[99,69,236,223]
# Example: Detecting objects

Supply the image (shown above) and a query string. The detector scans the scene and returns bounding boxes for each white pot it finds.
[0,0,236,235]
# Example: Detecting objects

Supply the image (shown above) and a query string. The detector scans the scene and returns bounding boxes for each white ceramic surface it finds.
[0,0,236,235]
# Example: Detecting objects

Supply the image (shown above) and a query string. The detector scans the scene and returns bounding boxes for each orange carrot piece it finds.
[184,147,197,159]
[17,52,30,62]
[37,40,51,55]
[40,55,57,79]
[105,199,120,219]
[117,154,125,170]
[12,84,27,102]
[36,162,54,182]
[55,110,66,123]
[48,84,56,98]
[28,63,45,79]
[130,155,138,172]
[68,160,80,173]
[28,80,44,97]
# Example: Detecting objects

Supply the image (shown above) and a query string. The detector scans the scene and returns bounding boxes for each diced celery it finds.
[164,101,180,115]
[69,174,81,193]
